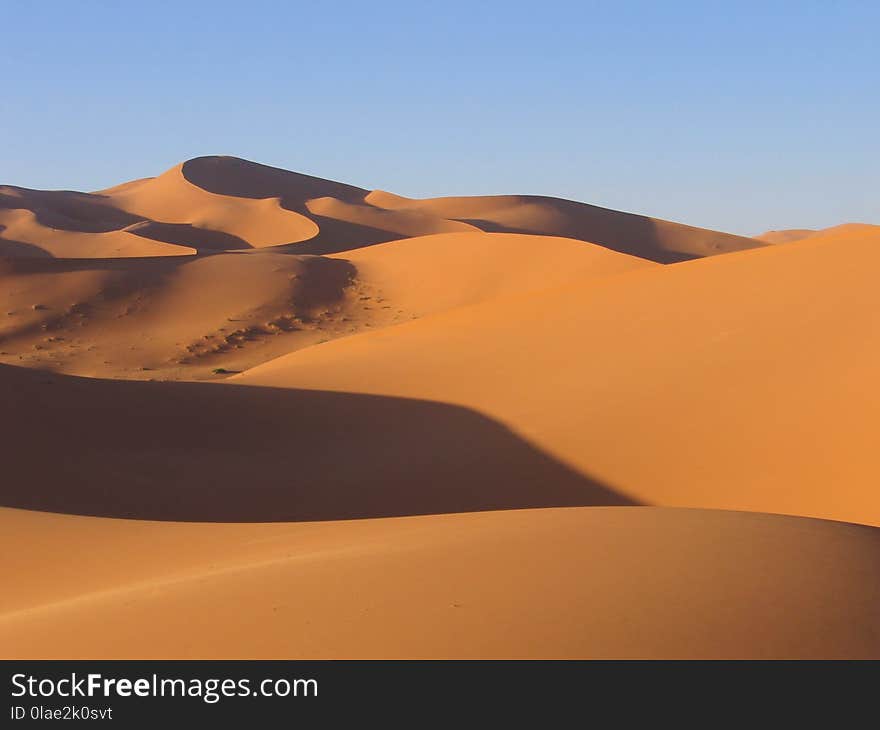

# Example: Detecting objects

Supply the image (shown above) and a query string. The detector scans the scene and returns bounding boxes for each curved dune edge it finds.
[0,207,197,258]
[1,506,877,659]
[363,188,763,261]
[104,162,321,248]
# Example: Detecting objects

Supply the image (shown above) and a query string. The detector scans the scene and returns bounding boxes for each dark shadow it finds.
[445,193,738,263]
[292,255,357,310]
[454,214,700,264]
[0,188,144,234]
[280,213,408,255]
[1,364,637,522]
[126,221,252,250]
[181,156,367,203]
[0,254,187,276]
[0,226,52,258]
[181,157,410,255]
[0,189,253,253]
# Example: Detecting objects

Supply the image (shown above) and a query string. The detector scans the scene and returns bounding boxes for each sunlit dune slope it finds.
[1,506,877,659]
[329,231,657,315]
[238,232,880,526]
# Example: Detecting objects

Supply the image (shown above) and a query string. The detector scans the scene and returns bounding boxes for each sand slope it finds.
[238,232,880,526]
[1,506,877,659]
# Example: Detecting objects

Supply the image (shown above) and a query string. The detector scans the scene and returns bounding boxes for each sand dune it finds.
[2,155,763,260]
[364,189,764,261]
[755,228,816,244]
[2,155,877,659]
[238,231,880,526]
[1,506,877,659]
[0,232,652,378]
[329,231,657,317]
[788,222,880,246]
[102,162,320,248]
[756,223,880,246]
[0,253,357,379]
[0,190,196,258]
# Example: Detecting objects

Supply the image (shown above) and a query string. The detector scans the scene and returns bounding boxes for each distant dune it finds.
[756,223,880,246]
[1,155,877,659]
[1,155,761,260]
[755,228,816,244]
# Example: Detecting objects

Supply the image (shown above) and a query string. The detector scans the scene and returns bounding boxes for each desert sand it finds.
[2,506,878,659]
[2,156,878,658]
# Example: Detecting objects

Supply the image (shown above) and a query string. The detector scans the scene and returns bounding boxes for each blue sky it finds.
[3,0,878,235]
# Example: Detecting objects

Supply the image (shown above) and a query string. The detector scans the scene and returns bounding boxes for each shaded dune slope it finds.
[1,364,632,521]
[363,189,763,262]
[0,253,356,379]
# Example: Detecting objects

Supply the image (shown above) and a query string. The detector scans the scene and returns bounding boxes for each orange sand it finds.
[1,157,877,658]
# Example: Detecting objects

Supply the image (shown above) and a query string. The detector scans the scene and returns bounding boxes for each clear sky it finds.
[3,0,878,235]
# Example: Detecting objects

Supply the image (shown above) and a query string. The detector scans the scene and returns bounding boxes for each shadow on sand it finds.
[2,364,636,522]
